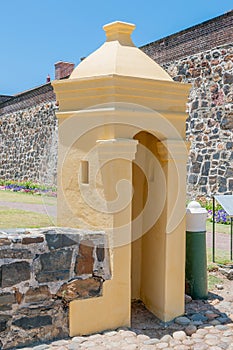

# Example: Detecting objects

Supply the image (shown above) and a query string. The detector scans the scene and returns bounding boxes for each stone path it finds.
[0,201,57,217]
[206,231,232,252]
[16,273,233,350]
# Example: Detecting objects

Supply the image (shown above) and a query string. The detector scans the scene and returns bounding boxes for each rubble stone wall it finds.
[0,102,58,186]
[0,227,110,349]
[160,43,233,198]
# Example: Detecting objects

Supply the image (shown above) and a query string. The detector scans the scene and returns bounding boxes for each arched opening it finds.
[131,131,166,319]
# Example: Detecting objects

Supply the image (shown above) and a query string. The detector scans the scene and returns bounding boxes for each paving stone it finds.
[182,338,194,346]
[156,343,168,349]
[72,336,86,343]
[50,339,70,346]
[137,334,150,342]
[123,345,138,350]
[172,331,187,341]
[192,344,208,350]
[68,344,81,350]
[32,345,50,350]
[185,324,197,335]
[143,338,159,345]
[190,313,208,322]
[174,345,189,350]
[174,316,190,326]
[160,334,172,343]
[104,331,118,336]
[209,319,221,325]
[79,340,96,347]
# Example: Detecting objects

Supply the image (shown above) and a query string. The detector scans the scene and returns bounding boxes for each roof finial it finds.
[103,21,136,46]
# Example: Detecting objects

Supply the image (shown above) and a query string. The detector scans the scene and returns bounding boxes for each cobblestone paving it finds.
[17,324,233,350]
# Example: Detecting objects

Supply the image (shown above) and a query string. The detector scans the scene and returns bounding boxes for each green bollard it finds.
[186,201,208,299]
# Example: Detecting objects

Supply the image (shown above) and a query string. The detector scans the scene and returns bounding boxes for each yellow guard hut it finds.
[52,21,190,336]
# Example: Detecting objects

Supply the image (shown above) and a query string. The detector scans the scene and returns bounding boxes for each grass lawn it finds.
[207,248,232,266]
[208,274,223,290]
[0,190,56,206]
[0,191,56,228]
[206,220,231,234]
[0,206,56,228]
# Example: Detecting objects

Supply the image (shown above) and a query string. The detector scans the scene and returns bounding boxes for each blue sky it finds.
[1,0,232,95]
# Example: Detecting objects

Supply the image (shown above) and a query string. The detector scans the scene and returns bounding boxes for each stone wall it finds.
[0,227,110,349]
[0,102,58,186]
[160,43,233,198]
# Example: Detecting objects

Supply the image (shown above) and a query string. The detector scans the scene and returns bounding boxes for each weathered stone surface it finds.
[0,261,30,287]
[96,245,105,262]
[175,316,191,326]
[185,325,197,336]
[22,236,44,244]
[56,277,102,302]
[221,115,233,130]
[75,241,94,275]
[0,238,11,246]
[13,315,52,329]
[0,315,11,332]
[223,72,233,84]
[24,286,51,303]
[45,231,78,250]
[36,249,72,282]
[0,102,58,186]
[0,293,16,305]
[0,249,32,259]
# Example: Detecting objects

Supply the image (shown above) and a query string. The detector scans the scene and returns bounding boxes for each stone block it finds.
[35,249,72,283]
[229,179,233,191]
[223,73,233,84]
[221,115,233,130]
[13,315,52,330]
[0,249,32,259]
[191,162,201,173]
[45,231,79,250]
[198,177,207,185]
[0,315,11,332]
[56,277,102,301]
[226,168,233,177]
[24,286,51,303]
[75,241,94,275]
[0,293,16,305]
[0,238,11,246]
[0,261,30,287]
[0,304,12,311]
[22,236,44,244]
[189,174,198,185]
[201,161,210,176]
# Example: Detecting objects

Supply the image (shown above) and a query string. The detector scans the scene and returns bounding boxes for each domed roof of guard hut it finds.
[69,21,173,82]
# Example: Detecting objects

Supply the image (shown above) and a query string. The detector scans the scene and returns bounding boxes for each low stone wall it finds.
[0,227,110,349]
